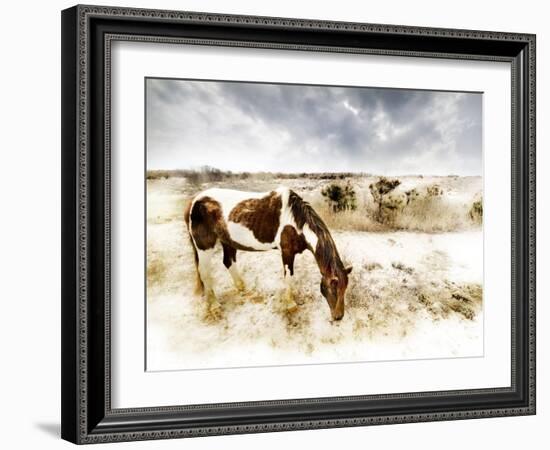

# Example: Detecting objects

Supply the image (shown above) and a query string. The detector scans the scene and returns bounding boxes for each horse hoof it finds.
[285,301,298,313]
[207,302,223,319]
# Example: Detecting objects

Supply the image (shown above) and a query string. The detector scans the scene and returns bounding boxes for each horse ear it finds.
[345,266,353,274]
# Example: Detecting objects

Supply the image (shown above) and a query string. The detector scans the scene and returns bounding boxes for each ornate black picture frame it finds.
[61,4,536,444]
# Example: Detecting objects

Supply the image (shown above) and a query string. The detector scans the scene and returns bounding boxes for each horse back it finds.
[189,187,288,251]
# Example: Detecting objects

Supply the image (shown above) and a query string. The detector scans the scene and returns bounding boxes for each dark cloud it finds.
[146,78,482,175]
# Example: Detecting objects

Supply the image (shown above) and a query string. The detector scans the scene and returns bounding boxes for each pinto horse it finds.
[184,187,352,320]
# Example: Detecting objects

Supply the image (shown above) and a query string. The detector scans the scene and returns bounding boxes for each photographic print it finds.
[145,78,483,371]
[61,8,536,441]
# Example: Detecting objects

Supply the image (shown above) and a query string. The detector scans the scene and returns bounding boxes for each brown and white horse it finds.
[184,187,352,320]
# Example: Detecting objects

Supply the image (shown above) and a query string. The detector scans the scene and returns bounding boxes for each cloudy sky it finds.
[146,78,482,175]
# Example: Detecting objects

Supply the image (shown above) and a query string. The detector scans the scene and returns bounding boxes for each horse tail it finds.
[184,197,204,295]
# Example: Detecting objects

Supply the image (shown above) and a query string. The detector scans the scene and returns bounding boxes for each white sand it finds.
[146,176,483,371]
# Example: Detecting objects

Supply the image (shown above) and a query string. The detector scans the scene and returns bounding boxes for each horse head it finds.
[320,265,352,321]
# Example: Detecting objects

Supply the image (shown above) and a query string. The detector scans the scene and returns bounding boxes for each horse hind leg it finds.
[188,234,204,295]
[189,197,224,317]
[184,199,203,295]
[196,247,222,317]
[222,243,245,292]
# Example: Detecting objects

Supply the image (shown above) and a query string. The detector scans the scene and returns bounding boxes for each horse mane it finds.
[287,190,344,275]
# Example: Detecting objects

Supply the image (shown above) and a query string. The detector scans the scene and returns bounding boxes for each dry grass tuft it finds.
[392,262,415,275]
[364,262,383,272]
[314,204,386,232]
[147,257,166,286]
[393,196,468,232]
[413,282,482,321]
[469,199,483,224]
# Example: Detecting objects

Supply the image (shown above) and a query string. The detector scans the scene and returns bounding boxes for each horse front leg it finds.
[222,243,245,292]
[284,271,298,313]
[281,252,298,313]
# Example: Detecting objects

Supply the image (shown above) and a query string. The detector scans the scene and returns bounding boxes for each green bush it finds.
[369,177,402,223]
[321,182,357,212]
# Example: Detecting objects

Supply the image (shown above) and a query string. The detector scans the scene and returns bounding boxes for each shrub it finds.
[426,184,444,197]
[369,177,401,198]
[469,199,483,224]
[369,177,402,223]
[321,182,357,212]
[185,170,202,185]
